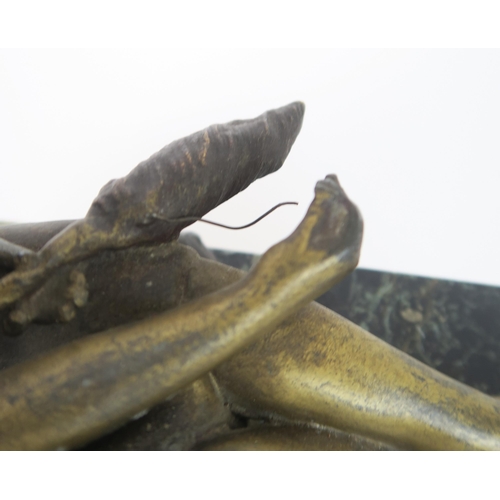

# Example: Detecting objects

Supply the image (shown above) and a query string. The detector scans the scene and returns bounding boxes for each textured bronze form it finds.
[1,103,500,451]
[0,102,305,320]
[0,175,362,450]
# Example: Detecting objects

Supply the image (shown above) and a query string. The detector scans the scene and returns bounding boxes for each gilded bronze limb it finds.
[0,175,361,450]
[179,240,500,451]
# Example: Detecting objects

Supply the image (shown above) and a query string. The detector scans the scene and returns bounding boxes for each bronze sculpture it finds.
[1,102,499,450]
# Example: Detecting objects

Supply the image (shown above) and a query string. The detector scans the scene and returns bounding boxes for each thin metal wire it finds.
[156,202,298,230]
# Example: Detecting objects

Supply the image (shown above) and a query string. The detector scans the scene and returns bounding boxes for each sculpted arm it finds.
[0,176,361,450]
[178,241,500,450]
[214,302,500,451]
[182,225,500,450]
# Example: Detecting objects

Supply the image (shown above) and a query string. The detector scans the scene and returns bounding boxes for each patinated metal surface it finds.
[0,175,362,450]
[216,251,500,395]
[0,102,305,319]
[1,103,500,451]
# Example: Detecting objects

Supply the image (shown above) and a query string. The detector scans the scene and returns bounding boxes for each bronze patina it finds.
[0,103,499,451]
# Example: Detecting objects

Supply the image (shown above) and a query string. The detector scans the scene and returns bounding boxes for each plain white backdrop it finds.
[1,49,499,286]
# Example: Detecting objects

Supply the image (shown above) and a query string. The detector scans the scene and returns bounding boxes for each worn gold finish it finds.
[1,102,499,451]
[0,175,361,450]
[196,425,394,451]
[215,303,500,450]
[187,246,500,451]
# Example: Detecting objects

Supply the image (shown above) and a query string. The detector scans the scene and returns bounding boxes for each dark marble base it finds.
[214,249,500,395]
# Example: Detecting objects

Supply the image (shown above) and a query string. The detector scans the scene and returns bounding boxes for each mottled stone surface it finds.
[214,249,500,396]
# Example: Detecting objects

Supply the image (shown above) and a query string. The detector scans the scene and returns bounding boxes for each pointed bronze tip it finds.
[88,102,308,244]
[257,101,305,171]
[290,101,306,114]
[270,101,305,126]
[287,101,306,131]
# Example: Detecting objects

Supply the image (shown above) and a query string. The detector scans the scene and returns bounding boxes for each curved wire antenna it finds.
[156,202,298,230]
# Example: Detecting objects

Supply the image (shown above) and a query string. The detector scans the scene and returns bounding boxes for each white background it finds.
[1,49,499,286]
